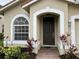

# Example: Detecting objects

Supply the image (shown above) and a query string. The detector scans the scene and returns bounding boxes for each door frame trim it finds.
[33,7,64,49]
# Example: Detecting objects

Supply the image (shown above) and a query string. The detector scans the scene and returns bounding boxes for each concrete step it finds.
[36,48,60,59]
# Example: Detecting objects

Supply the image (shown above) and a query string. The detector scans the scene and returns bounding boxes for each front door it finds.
[43,16,55,46]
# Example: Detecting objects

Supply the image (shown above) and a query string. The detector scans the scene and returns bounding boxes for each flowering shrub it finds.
[60,33,70,53]
[60,33,78,59]
[27,38,33,55]
[60,33,70,42]
[69,45,77,53]
[60,33,77,53]
[27,38,37,59]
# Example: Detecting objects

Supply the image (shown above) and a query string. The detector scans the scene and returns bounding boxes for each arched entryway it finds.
[33,7,64,55]
[37,13,59,47]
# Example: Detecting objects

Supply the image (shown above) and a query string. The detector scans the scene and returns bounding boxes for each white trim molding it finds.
[33,7,64,49]
[66,0,76,3]
[70,15,79,46]
[11,14,29,41]
[22,0,38,8]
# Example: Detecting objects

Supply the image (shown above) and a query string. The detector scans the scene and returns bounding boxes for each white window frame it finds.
[11,14,29,41]
[70,15,79,46]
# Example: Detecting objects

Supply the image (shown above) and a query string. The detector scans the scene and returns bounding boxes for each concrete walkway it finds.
[36,48,60,59]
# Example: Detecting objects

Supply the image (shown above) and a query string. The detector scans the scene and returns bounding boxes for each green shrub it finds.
[0,40,3,46]
[0,46,4,55]
[0,33,4,40]
[0,46,30,59]
[21,52,29,59]
[4,46,21,59]
[0,33,4,46]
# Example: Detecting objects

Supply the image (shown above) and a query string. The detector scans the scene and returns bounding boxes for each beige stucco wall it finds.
[30,0,68,54]
[30,0,68,38]
[4,0,79,54]
[37,16,43,46]
[68,4,79,48]
[69,4,79,17]
[3,0,69,43]
[75,19,79,48]
[0,18,2,33]
[0,15,4,33]
[4,5,28,40]
[75,19,79,44]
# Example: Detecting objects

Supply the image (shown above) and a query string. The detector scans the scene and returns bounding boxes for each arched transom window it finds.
[13,17,29,40]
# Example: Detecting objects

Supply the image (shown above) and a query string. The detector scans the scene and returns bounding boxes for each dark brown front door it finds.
[43,17,55,46]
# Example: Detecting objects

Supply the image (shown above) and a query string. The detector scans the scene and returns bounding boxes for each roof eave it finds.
[22,0,38,8]
[0,0,19,12]
[66,0,79,4]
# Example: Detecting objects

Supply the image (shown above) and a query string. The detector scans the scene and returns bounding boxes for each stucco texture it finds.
[69,4,79,48]
[4,5,28,40]
[30,0,68,38]
[29,0,68,55]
